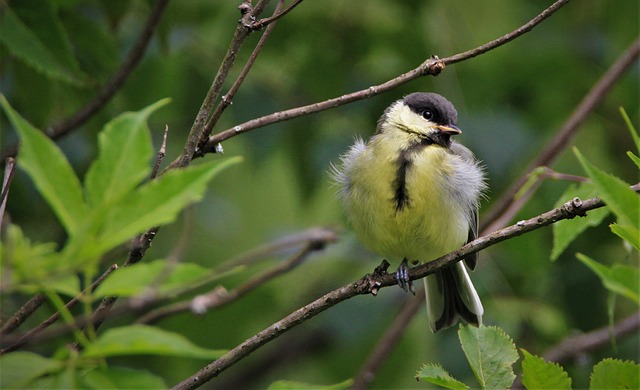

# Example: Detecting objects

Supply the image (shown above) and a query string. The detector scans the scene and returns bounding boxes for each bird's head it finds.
[378,92,461,148]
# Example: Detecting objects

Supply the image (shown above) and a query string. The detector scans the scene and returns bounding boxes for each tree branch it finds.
[0,227,338,350]
[135,228,337,324]
[172,186,638,390]
[481,36,640,233]
[168,0,271,171]
[544,311,640,363]
[200,0,570,150]
[352,294,424,390]
[197,0,287,154]
[0,0,170,161]
[0,157,16,228]
[0,265,118,354]
[512,311,640,389]
[250,0,304,30]
[346,39,640,386]
[0,293,45,336]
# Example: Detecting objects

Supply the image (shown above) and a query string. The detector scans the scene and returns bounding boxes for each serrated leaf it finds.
[521,349,572,389]
[81,325,226,359]
[94,259,209,298]
[96,157,241,252]
[458,325,519,390]
[610,223,640,251]
[267,379,353,390]
[574,148,639,228]
[577,253,639,303]
[590,358,639,389]
[0,6,82,85]
[416,364,469,390]
[1,95,88,235]
[551,182,610,261]
[82,366,167,389]
[0,352,63,388]
[84,99,170,209]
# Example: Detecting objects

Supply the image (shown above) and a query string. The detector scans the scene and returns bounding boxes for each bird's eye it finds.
[421,110,434,120]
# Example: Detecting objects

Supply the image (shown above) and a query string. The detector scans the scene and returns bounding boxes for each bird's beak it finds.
[436,124,462,135]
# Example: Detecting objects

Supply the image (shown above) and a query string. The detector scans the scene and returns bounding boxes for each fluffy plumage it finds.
[332,92,486,332]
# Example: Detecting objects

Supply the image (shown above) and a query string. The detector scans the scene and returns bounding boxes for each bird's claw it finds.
[396,258,415,295]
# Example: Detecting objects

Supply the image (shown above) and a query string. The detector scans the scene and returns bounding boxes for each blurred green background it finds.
[1,0,638,388]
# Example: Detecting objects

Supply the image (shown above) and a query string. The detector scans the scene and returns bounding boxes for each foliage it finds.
[1,0,638,389]
[417,325,638,389]
[0,97,238,387]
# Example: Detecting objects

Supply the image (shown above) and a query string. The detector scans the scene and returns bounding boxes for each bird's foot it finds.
[396,258,415,295]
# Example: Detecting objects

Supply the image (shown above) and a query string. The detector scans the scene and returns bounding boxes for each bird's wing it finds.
[449,142,481,270]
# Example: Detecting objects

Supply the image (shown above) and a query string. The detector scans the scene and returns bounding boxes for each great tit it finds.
[333,92,486,332]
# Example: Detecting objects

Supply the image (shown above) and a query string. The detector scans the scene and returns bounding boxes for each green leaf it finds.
[82,366,167,389]
[577,253,639,303]
[610,223,640,251]
[82,325,226,359]
[520,349,572,390]
[0,6,82,85]
[628,152,640,170]
[94,259,210,298]
[84,99,170,209]
[1,95,88,235]
[11,1,85,78]
[267,379,353,390]
[590,358,639,389]
[619,107,640,154]
[574,148,639,228]
[416,364,469,390]
[97,157,242,252]
[551,182,610,261]
[0,352,63,388]
[458,325,519,390]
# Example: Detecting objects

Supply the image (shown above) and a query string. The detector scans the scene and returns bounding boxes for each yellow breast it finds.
[343,132,470,262]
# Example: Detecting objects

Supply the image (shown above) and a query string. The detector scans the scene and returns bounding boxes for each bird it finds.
[332,92,486,332]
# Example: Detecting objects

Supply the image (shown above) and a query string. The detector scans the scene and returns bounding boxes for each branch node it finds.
[423,55,445,76]
[562,197,587,218]
[238,1,252,15]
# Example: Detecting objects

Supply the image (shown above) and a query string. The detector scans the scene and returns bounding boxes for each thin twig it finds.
[136,230,336,324]
[0,157,16,227]
[250,0,304,30]
[350,34,637,382]
[151,125,169,180]
[0,265,118,354]
[200,0,571,151]
[544,311,640,363]
[216,227,339,273]
[352,294,424,390]
[197,0,287,153]
[168,0,271,171]
[481,37,640,233]
[0,0,171,161]
[79,1,276,337]
[512,311,640,389]
[171,186,640,390]
[0,227,339,349]
[0,293,45,336]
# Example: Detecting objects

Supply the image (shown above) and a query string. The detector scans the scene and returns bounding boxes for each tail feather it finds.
[424,262,483,332]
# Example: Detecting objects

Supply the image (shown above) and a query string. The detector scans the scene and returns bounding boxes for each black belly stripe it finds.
[392,139,432,211]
